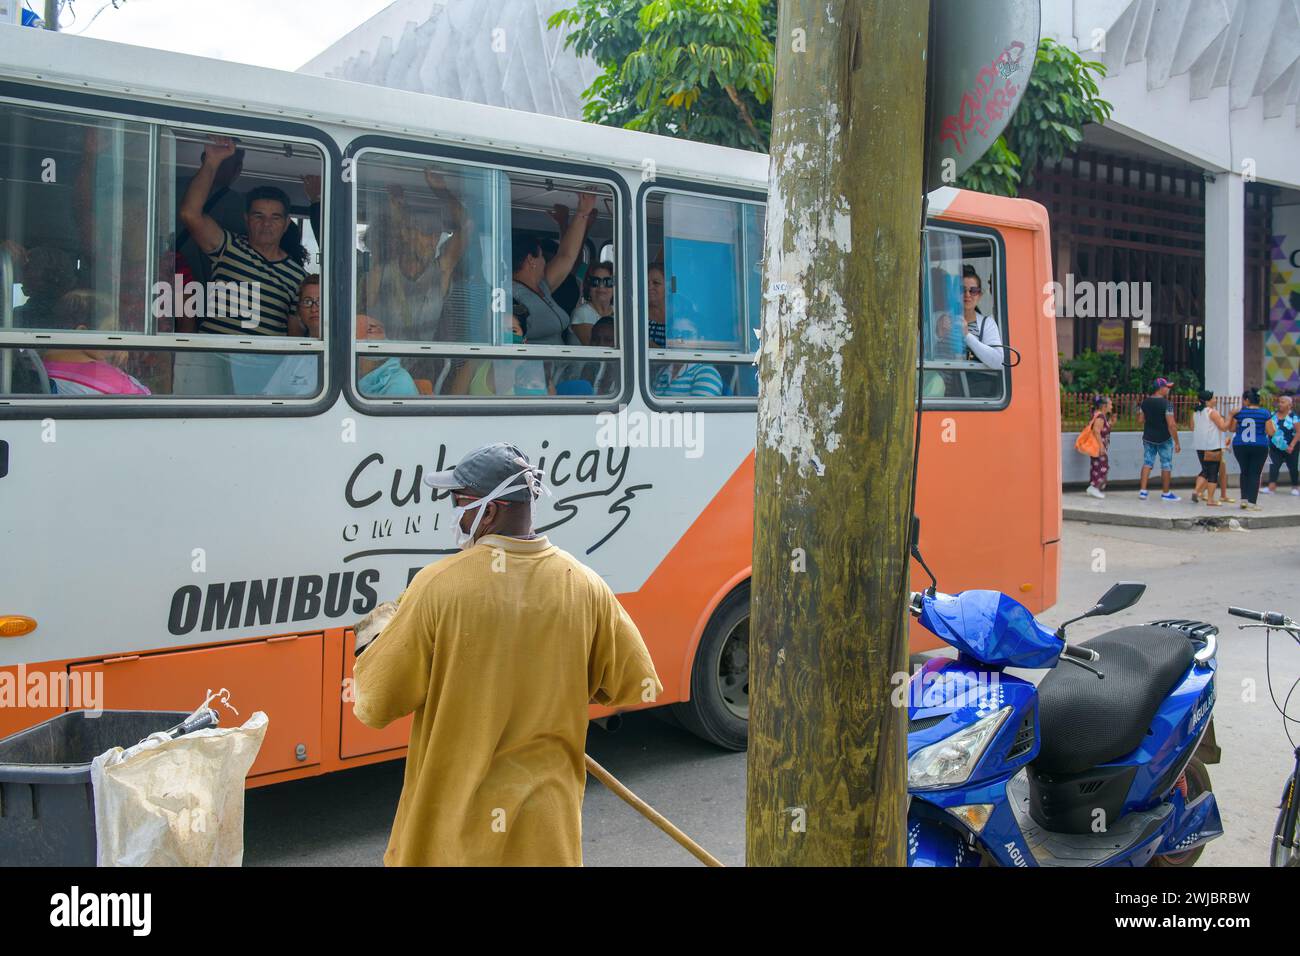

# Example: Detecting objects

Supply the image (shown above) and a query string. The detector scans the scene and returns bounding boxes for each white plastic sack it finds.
[90,711,268,867]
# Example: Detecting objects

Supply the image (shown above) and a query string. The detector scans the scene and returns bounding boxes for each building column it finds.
[1203,171,1244,396]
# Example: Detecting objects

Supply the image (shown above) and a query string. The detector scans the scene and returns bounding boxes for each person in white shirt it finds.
[961,265,1003,369]
[1191,390,1231,505]
[570,262,615,345]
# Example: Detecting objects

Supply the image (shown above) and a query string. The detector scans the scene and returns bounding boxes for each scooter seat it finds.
[1033,626,1195,775]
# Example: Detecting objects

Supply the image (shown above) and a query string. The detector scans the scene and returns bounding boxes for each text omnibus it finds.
[0,30,1060,777]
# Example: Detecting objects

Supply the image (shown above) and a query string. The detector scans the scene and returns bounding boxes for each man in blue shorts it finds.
[1137,377,1181,501]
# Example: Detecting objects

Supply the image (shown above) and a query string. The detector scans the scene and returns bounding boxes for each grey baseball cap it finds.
[423,442,539,503]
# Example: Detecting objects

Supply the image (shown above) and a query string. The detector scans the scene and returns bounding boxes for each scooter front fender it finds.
[907,813,981,867]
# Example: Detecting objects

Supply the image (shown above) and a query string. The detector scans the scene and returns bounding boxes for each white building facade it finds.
[1040,0,1300,396]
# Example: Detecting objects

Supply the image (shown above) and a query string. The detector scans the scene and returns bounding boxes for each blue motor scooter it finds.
[904,560,1222,866]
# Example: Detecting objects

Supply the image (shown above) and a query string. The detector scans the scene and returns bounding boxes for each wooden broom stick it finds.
[585,754,724,867]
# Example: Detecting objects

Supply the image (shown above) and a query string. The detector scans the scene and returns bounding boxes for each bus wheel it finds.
[672,586,749,751]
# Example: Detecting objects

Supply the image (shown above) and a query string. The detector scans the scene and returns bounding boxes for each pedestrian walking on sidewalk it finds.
[1137,378,1181,501]
[1225,388,1275,510]
[1085,395,1112,498]
[1192,390,1230,506]
[1217,419,1236,503]
[1264,394,1299,495]
[352,442,662,866]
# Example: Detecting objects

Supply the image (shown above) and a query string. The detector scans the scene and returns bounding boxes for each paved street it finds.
[244,520,1300,867]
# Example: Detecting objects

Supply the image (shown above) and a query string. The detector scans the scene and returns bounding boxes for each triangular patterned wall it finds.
[300,0,599,120]
[1267,205,1300,392]
[1084,0,1300,126]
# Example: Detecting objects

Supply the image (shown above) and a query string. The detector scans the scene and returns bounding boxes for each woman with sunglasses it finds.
[958,265,1003,399]
[570,262,615,346]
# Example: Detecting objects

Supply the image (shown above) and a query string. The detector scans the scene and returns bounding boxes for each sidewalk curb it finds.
[1063,506,1300,531]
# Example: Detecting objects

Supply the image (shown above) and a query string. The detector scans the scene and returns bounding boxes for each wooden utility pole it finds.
[747,0,929,866]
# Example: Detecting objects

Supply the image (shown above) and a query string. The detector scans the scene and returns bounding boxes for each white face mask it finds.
[451,465,550,550]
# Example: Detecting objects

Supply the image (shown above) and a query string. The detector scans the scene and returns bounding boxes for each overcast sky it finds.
[59,0,396,71]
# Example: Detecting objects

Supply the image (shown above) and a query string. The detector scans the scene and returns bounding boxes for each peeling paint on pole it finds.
[758,101,855,481]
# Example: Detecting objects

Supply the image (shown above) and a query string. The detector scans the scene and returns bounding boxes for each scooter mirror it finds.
[910,516,937,593]
[1088,581,1146,617]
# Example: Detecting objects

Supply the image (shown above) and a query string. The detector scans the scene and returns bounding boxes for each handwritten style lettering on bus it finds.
[939,41,1027,156]
[343,441,646,556]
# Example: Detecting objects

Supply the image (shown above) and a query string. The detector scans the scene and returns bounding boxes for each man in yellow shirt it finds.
[353,442,661,866]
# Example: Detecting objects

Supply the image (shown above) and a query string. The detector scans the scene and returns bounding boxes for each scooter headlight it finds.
[908,706,1012,791]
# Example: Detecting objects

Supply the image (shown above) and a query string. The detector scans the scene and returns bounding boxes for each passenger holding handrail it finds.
[178,135,306,337]
[363,169,470,343]
[511,193,596,346]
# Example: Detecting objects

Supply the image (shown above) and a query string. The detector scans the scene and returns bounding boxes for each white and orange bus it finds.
[0,30,1060,779]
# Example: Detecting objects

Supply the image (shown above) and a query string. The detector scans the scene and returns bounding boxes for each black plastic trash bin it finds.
[0,710,190,866]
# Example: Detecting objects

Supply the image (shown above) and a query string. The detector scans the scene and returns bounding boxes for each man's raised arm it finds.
[179,135,237,256]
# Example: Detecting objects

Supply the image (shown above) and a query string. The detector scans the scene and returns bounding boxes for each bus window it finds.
[643,190,763,400]
[921,227,1007,405]
[159,127,325,397]
[352,151,619,400]
[0,100,327,400]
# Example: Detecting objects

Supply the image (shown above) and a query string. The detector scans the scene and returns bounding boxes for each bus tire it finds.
[672,585,749,752]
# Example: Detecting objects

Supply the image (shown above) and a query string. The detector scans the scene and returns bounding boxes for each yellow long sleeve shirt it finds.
[352,533,662,866]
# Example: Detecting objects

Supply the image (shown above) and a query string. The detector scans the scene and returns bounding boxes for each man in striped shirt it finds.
[179,136,306,336]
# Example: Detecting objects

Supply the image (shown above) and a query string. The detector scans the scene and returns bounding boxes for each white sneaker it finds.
[1086,485,1104,499]
[1291,488,1299,496]
[1261,487,1273,494]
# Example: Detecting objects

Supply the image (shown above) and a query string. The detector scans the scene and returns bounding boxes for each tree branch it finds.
[723,83,760,140]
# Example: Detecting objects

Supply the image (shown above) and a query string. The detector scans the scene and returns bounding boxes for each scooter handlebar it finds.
[1229,606,1289,627]
[1061,643,1099,663]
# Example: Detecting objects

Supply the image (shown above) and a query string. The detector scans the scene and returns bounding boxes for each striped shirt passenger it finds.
[652,363,724,398]
[202,228,306,335]
[179,136,308,338]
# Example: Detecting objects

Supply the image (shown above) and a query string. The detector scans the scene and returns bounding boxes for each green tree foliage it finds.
[549,0,776,151]
[551,8,1110,193]
[959,38,1112,196]
[1061,346,1200,396]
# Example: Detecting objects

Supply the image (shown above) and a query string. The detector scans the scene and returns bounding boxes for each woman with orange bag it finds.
[1081,395,1112,499]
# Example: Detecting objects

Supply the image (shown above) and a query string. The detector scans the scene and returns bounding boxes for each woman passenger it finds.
[41,291,150,395]
[570,262,615,346]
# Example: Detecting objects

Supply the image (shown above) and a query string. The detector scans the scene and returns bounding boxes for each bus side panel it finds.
[68,633,324,777]
[912,223,1052,618]
[1030,200,1062,610]
[618,452,755,705]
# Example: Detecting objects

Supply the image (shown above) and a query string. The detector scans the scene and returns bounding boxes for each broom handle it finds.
[585,754,724,868]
